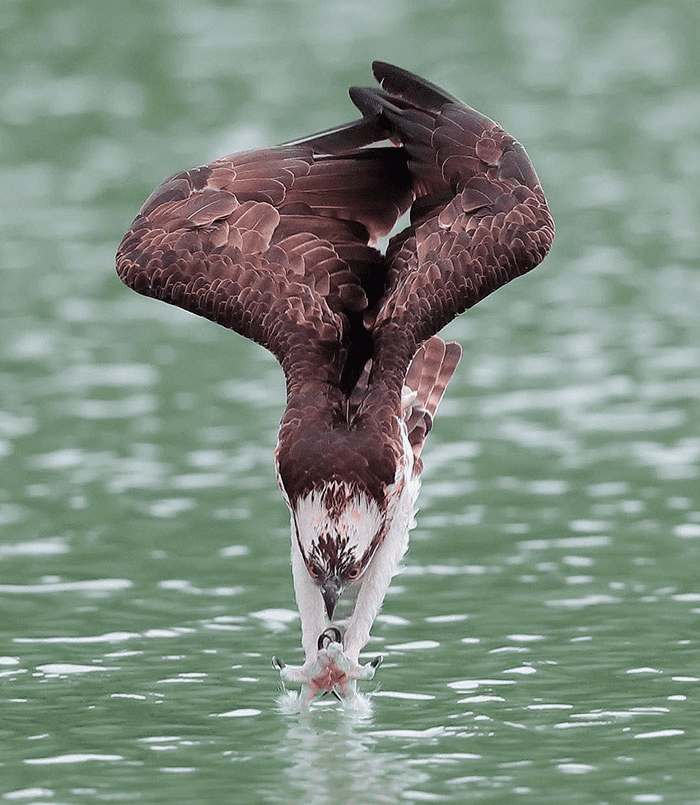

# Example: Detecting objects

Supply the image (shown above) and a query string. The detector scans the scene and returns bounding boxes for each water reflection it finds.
[279,712,426,805]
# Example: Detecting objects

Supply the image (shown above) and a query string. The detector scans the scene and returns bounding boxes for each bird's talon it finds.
[317,626,343,650]
[370,654,384,669]
[272,656,285,670]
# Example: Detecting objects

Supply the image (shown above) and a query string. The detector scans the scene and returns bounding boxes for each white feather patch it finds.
[292,485,383,562]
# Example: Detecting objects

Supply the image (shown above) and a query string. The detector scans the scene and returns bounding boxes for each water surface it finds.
[1,1,699,802]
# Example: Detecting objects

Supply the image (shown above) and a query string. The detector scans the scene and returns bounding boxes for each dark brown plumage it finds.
[116,63,554,703]
[117,62,553,509]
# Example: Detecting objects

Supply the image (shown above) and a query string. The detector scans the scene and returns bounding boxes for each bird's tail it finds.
[403,336,462,469]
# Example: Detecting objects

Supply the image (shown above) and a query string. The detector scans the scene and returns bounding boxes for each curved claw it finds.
[272,656,285,670]
[369,654,384,669]
[317,626,342,650]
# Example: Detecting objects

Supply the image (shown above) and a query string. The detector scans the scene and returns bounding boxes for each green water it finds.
[2,1,700,802]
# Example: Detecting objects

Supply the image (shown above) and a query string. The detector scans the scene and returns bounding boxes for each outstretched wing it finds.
[116,117,413,386]
[350,62,555,383]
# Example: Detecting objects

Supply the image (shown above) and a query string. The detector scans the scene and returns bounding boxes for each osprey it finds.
[116,62,554,706]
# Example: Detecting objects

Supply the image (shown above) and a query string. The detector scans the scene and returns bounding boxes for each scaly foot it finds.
[272,629,383,706]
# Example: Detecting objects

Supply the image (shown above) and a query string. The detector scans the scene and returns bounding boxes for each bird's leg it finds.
[272,630,383,705]
[274,527,388,705]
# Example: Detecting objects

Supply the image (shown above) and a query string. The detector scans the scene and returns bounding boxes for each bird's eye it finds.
[308,564,321,578]
[346,565,362,580]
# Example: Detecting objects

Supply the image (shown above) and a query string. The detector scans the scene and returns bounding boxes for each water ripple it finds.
[23,753,124,765]
[0,578,131,594]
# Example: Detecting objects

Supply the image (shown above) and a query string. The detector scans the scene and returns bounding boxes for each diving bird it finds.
[116,62,554,706]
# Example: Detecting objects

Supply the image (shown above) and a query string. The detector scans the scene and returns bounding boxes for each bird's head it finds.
[291,483,386,619]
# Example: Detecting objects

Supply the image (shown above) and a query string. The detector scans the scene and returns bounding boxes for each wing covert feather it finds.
[116,63,555,505]
[348,62,555,385]
[117,63,553,412]
[116,121,413,381]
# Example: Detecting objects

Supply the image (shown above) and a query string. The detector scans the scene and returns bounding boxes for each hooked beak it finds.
[321,577,342,620]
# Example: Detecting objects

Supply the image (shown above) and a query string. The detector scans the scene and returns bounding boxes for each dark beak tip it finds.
[321,582,341,620]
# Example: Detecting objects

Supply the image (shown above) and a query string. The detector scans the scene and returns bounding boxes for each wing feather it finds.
[116,64,554,504]
[348,61,554,390]
[116,119,413,385]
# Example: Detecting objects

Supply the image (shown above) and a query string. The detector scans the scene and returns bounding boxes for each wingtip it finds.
[349,61,400,114]
[282,114,390,155]
[371,61,419,83]
[369,61,460,110]
[371,60,398,80]
[371,60,412,90]
[348,85,382,118]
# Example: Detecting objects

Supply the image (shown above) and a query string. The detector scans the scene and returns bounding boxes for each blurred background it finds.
[1,1,699,802]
